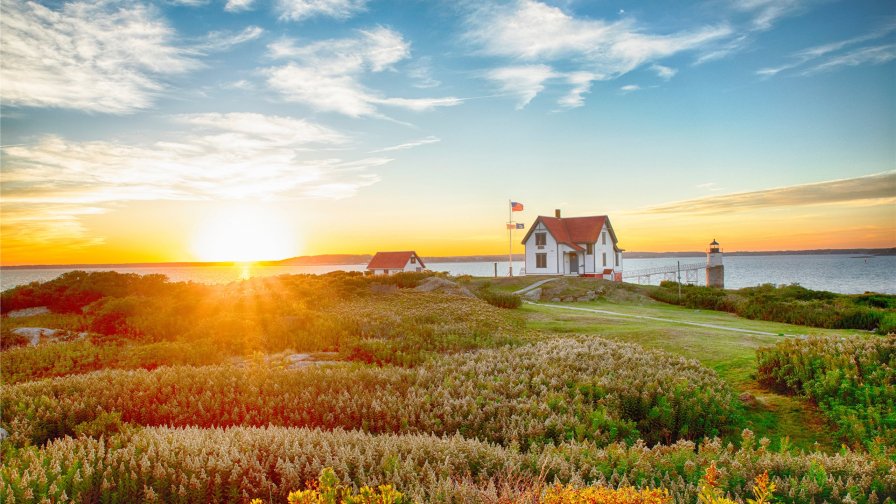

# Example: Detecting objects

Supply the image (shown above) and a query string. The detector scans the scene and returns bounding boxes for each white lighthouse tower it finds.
[706,239,724,288]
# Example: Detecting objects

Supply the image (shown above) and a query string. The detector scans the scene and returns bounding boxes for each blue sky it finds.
[1,0,894,263]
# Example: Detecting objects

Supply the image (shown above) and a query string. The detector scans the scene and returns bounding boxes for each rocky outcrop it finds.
[413,277,475,298]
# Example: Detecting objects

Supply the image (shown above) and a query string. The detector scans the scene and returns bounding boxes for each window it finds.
[602,232,607,245]
[535,232,546,246]
[536,253,547,268]
[410,256,416,264]
[586,243,593,254]
[616,252,621,266]
[602,253,607,267]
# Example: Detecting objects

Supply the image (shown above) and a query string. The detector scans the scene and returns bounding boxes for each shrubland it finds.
[1,271,522,379]
[648,282,896,334]
[2,426,893,503]
[757,335,896,448]
[1,337,740,448]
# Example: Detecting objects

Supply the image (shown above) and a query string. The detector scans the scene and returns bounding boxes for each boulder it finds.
[413,277,475,298]
[523,288,541,301]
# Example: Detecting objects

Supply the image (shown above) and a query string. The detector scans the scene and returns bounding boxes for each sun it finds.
[191,206,298,262]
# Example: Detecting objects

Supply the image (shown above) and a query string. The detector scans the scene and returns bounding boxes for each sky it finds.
[1,0,894,265]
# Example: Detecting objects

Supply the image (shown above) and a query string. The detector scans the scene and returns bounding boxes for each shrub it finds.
[476,288,523,309]
[2,338,741,448]
[1,427,892,503]
[647,283,895,333]
[756,335,896,447]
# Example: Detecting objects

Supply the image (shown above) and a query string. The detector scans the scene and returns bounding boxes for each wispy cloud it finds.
[370,136,440,153]
[734,0,806,31]
[619,84,641,93]
[199,26,264,51]
[486,65,557,109]
[276,0,366,21]
[264,27,460,117]
[466,0,730,108]
[0,0,197,114]
[651,64,677,80]
[757,22,896,78]
[1,113,386,247]
[804,44,896,75]
[407,57,441,89]
[225,0,255,12]
[644,172,896,214]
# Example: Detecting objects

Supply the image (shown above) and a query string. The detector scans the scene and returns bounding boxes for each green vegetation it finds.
[2,427,892,503]
[649,282,896,334]
[3,272,895,503]
[1,338,740,448]
[0,340,228,385]
[757,335,896,448]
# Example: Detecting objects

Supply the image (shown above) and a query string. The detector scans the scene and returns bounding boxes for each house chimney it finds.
[555,209,561,218]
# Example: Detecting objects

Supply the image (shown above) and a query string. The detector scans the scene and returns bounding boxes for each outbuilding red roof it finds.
[366,251,424,270]
[521,215,619,251]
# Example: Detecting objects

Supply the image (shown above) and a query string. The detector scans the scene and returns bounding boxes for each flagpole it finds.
[508,199,512,277]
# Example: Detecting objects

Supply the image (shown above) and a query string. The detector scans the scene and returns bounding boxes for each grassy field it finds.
[2,272,894,503]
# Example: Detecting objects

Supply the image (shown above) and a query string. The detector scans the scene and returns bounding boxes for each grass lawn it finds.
[521,295,865,451]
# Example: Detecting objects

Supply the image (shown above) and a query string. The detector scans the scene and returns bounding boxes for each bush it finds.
[1,427,892,503]
[648,283,895,333]
[2,338,741,448]
[756,335,896,447]
[476,288,522,309]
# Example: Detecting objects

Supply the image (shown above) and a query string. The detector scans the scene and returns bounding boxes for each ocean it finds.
[1,254,894,294]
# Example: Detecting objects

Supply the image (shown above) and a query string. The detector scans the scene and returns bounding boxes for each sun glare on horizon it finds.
[191,207,298,263]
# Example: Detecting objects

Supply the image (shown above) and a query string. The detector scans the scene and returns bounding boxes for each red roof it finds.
[521,215,619,251]
[367,251,424,270]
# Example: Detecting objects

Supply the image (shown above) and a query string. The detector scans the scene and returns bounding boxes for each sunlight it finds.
[191,206,298,262]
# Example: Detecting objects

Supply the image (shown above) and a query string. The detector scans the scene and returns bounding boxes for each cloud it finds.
[225,0,255,12]
[407,57,441,88]
[467,0,730,108]
[651,64,677,80]
[620,84,641,93]
[1,113,385,247]
[804,44,896,75]
[199,25,264,51]
[486,65,557,109]
[276,0,366,21]
[0,0,197,114]
[558,72,595,108]
[734,0,806,31]
[370,136,441,153]
[264,27,460,117]
[757,23,896,78]
[643,172,896,214]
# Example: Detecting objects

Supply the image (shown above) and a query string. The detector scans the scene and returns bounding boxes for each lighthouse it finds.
[706,239,724,288]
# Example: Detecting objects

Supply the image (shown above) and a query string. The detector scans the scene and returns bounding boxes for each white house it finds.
[366,251,426,275]
[521,210,623,279]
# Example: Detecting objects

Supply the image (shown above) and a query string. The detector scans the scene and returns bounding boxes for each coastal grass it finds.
[521,300,862,450]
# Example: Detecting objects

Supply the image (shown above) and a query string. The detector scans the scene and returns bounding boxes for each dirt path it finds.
[532,301,788,336]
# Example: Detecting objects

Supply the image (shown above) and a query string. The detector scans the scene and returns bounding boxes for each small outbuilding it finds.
[367,251,426,275]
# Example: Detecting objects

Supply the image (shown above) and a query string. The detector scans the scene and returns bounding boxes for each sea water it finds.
[1,254,894,294]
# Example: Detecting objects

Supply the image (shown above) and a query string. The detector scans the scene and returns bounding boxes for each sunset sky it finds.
[2,0,894,265]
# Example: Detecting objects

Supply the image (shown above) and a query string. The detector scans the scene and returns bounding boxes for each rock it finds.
[562,297,575,302]
[0,428,7,441]
[413,277,475,298]
[576,296,590,302]
[7,306,51,318]
[739,392,758,407]
[523,288,541,301]
[11,327,59,346]
[550,298,561,303]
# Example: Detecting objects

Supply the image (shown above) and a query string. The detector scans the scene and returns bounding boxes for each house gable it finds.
[366,251,425,270]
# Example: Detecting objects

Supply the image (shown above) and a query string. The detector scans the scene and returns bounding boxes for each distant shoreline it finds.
[2,248,893,269]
